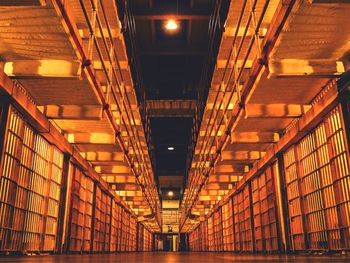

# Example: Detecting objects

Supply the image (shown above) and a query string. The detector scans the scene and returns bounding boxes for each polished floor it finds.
[0,252,349,263]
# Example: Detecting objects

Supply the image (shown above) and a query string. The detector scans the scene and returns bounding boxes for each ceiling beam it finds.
[96,160,129,172]
[123,196,145,202]
[115,190,143,197]
[148,109,195,117]
[198,195,223,201]
[113,183,141,191]
[205,182,234,190]
[245,103,311,118]
[200,104,311,123]
[95,164,131,174]
[139,45,206,56]
[90,160,128,166]
[133,10,210,21]
[127,204,150,209]
[198,131,279,142]
[268,59,345,77]
[102,174,135,184]
[230,132,279,144]
[208,174,243,183]
[81,151,124,162]
[0,60,81,78]
[74,144,120,153]
[0,0,46,6]
[212,164,248,174]
[199,189,229,196]
[126,200,149,206]
[39,105,102,120]
[193,204,211,209]
[220,150,265,161]
[66,132,116,144]
[147,99,196,109]
[147,99,196,117]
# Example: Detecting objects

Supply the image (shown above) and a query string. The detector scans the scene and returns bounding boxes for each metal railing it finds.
[76,0,161,228]
[180,0,273,229]
[117,0,161,211]
[180,0,230,206]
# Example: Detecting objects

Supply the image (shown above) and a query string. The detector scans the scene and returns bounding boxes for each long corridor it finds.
[0,253,350,263]
[1,0,350,261]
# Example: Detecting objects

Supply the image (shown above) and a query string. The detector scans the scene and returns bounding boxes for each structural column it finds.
[339,71,350,152]
[0,96,9,167]
[57,157,73,253]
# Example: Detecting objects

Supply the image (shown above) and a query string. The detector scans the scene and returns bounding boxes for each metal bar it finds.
[0,97,10,172]
[181,0,298,230]
[90,182,97,252]
[276,155,291,252]
[182,0,270,228]
[75,0,161,223]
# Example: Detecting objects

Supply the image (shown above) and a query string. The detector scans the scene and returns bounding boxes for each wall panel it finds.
[189,226,200,251]
[110,201,119,252]
[0,104,155,254]
[213,208,223,251]
[92,185,111,252]
[233,185,253,252]
[251,165,279,252]
[67,166,94,252]
[137,223,144,251]
[143,227,153,251]
[0,106,64,252]
[283,105,350,251]
[129,217,137,251]
[222,197,234,251]
[207,215,214,251]
[200,220,208,251]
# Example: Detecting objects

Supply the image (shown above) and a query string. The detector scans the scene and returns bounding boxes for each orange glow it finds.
[165,19,178,31]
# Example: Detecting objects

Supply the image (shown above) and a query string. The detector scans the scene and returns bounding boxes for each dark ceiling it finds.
[130,0,212,200]
[150,117,193,175]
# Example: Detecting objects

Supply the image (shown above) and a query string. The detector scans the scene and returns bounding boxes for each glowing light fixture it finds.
[168,146,175,151]
[167,191,174,197]
[165,19,178,31]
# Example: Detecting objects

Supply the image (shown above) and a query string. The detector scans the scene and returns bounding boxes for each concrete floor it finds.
[0,252,349,263]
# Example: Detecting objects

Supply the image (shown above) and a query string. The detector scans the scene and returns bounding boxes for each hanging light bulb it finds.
[165,19,178,31]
